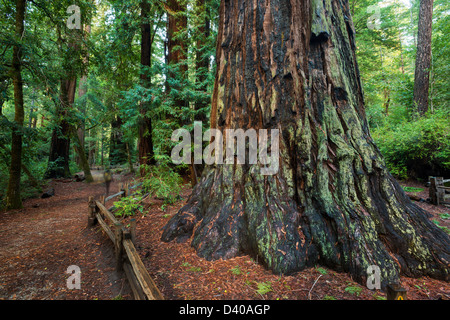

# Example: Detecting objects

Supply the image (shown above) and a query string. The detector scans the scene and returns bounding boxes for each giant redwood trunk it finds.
[162,0,450,287]
[413,0,434,116]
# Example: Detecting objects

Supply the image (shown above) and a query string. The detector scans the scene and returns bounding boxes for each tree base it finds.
[162,163,450,288]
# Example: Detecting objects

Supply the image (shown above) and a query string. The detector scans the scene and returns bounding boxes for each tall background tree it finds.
[4,0,26,209]
[137,0,156,174]
[412,0,434,116]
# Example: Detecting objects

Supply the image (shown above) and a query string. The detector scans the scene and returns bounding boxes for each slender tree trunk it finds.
[138,0,155,175]
[413,0,434,116]
[110,115,128,166]
[98,136,101,166]
[126,142,135,174]
[162,0,449,288]
[88,129,93,166]
[195,0,211,123]
[0,76,8,116]
[0,143,40,190]
[399,33,405,75]
[167,0,188,121]
[72,127,93,182]
[383,87,391,116]
[73,84,93,182]
[75,24,90,166]
[5,0,26,209]
[410,5,417,48]
[69,25,94,182]
[45,27,82,179]
[45,78,76,179]
[189,0,212,185]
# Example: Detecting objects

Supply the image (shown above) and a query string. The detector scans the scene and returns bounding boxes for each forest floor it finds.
[0,171,134,300]
[0,172,449,300]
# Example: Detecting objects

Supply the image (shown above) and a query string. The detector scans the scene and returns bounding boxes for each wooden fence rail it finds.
[88,187,164,300]
[429,177,450,206]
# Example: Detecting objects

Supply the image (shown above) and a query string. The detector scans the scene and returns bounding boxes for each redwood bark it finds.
[45,78,76,179]
[162,0,450,287]
[46,28,84,179]
[110,115,128,166]
[167,0,188,118]
[5,0,26,209]
[138,0,155,174]
[75,25,91,168]
[413,0,434,116]
[73,25,94,183]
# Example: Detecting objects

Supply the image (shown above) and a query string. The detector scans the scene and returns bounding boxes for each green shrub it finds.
[141,162,183,206]
[114,193,144,218]
[372,110,450,179]
[229,266,242,275]
[344,285,363,296]
[255,282,273,295]
[402,186,424,193]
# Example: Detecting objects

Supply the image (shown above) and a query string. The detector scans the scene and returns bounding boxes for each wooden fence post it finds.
[87,183,164,300]
[114,222,124,272]
[130,218,137,244]
[119,183,124,199]
[429,177,437,205]
[88,196,97,227]
[124,183,129,197]
[436,177,445,205]
[386,283,407,300]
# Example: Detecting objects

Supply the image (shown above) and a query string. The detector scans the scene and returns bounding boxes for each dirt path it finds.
[0,172,133,300]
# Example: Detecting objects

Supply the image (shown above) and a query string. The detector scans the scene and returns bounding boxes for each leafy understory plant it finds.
[114,193,144,218]
[187,266,202,272]
[229,266,242,275]
[316,267,328,275]
[439,213,450,220]
[255,281,273,295]
[141,162,183,207]
[432,219,450,235]
[402,186,424,193]
[344,285,363,297]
